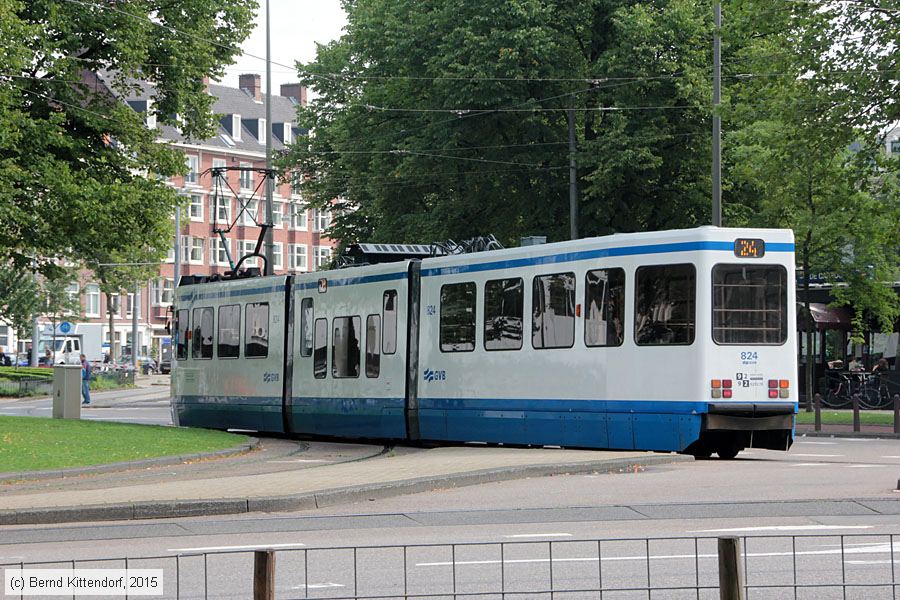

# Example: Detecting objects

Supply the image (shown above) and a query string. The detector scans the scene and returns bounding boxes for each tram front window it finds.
[712,264,787,345]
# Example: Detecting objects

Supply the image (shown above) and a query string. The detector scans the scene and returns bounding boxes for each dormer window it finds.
[283,123,292,145]
[232,114,242,141]
[258,118,266,144]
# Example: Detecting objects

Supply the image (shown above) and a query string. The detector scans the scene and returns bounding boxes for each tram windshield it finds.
[712,264,788,345]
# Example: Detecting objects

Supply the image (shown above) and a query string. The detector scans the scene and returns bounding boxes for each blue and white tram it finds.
[172,226,798,458]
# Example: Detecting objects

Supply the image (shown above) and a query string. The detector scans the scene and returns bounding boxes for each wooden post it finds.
[814,393,822,431]
[254,550,275,600]
[893,394,899,435]
[717,537,744,600]
[852,393,861,433]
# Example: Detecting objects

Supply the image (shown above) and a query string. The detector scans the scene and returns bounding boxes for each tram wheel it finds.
[691,447,713,459]
[716,445,741,460]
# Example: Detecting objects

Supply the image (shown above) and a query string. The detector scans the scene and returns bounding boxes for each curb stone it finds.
[3,453,690,526]
[0,438,259,484]
[797,431,900,440]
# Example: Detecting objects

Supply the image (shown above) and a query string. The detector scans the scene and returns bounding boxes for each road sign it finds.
[59,321,73,334]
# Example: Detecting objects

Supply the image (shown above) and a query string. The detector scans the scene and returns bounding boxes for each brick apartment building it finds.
[9,74,332,363]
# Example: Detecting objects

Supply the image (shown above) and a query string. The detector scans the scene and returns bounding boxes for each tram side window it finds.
[634,264,696,346]
[299,298,314,357]
[313,318,328,379]
[440,283,476,352]
[175,309,189,360]
[712,264,787,345]
[366,315,381,378]
[191,307,214,359]
[484,278,523,351]
[585,268,626,347]
[332,316,361,378]
[245,302,269,358]
[217,304,241,358]
[532,273,576,349]
[383,290,398,355]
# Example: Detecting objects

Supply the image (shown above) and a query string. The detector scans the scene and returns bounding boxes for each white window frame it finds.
[126,293,134,318]
[289,244,308,272]
[283,123,292,145]
[151,278,174,306]
[185,155,199,185]
[313,208,331,233]
[239,162,253,190]
[189,193,204,221]
[209,237,232,266]
[211,194,230,224]
[190,237,204,264]
[238,199,259,226]
[180,235,191,263]
[239,240,258,267]
[314,245,331,269]
[289,202,307,231]
[272,202,283,227]
[272,242,283,270]
[85,283,100,317]
[258,118,266,144]
[232,115,242,141]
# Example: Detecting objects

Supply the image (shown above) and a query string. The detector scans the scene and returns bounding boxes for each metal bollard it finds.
[717,536,745,600]
[814,393,822,432]
[852,393,861,433]
[894,395,900,435]
[253,550,275,600]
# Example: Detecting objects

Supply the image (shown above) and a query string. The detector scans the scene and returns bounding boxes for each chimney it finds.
[239,73,262,101]
[280,83,307,106]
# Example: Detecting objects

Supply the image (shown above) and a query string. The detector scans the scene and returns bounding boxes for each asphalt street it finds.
[0,383,172,425]
[2,390,900,598]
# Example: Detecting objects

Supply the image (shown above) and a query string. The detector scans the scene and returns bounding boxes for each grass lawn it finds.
[795,410,895,426]
[0,416,249,473]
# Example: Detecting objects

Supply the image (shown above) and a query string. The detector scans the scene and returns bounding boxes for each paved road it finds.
[2,394,899,598]
[0,383,172,425]
[2,438,899,598]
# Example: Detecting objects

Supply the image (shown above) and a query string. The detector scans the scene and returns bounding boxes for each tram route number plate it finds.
[734,238,765,258]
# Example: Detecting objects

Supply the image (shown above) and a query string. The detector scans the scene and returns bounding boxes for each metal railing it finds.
[3,533,898,599]
[0,377,52,397]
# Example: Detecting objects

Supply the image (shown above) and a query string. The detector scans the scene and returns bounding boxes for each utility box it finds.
[52,364,83,419]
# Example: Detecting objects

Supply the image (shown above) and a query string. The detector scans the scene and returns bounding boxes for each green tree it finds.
[0,263,82,337]
[0,0,256,273]
[727,0,900,401]
[284,0,727,248]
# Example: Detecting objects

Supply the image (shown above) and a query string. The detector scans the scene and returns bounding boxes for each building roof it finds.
[122,77,304,154]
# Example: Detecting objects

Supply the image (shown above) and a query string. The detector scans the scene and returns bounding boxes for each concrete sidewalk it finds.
[796,423,900,438]
[0,444,688,525]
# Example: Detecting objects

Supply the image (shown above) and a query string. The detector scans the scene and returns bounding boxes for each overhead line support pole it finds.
[264,0,275,276]
[567,108,578,240]
[712,2,722,227]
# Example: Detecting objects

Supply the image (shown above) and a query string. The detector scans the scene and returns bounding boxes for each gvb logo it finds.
[423,369,446,382]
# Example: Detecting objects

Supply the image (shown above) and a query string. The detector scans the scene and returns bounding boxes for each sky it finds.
[216,0,347,92]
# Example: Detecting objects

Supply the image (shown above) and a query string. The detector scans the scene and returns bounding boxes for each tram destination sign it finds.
[734,238,765,258]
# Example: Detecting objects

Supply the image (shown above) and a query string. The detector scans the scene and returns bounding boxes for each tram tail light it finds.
[711,380,722,389]
[768,379,778,389]
[722,379,732,388]
[779,380,789,389]
[768,389,778,398]
[722,389,733,398]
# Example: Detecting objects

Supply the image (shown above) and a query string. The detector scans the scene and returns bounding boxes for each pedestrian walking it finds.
[80,353,92,406]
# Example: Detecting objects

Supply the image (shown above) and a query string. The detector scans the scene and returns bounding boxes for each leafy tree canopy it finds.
[0,0,257,274]
[287,0,898,333]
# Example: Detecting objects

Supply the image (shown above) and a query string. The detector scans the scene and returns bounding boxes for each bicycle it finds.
[858,372,891,409]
